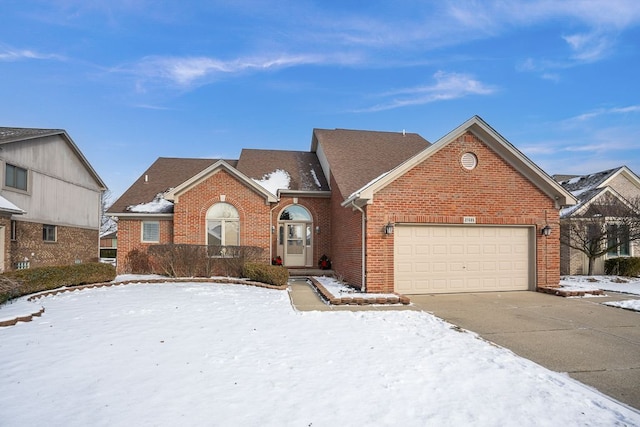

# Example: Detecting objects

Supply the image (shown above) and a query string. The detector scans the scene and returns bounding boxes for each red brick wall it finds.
[172,170,271,262]
[339,131,560,293]
[9,220,99,269]
[115,217,173,273]
[329,175,365,289]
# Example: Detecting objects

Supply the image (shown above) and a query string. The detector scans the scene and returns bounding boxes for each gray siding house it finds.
[0,127,106,271]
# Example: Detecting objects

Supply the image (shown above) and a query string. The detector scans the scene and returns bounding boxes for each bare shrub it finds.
[124,249,152,274]
[148,244,264,278]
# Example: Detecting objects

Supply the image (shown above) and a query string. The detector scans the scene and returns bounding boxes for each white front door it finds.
[285,223,307,267]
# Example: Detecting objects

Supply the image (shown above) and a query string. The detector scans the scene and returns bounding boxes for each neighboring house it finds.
[108,116,576,294]
[555,166,640,275]
[99,231,117,266]
[0,127,106,271]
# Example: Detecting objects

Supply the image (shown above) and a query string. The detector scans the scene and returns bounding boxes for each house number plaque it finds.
[463,216,476,224]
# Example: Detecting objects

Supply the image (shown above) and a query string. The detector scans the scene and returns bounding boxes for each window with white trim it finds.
[142,221,160,243]
[206,203,239,246]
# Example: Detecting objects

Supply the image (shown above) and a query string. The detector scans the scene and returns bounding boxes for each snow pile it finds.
[127,193,173,213]
[1,281,639,426]
[253,169,290,194]
[604,299,640,311]
[314,275,399,299]
[560,275,640,311]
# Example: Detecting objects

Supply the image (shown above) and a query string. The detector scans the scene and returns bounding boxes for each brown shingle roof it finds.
[108,157,236,214]
[236,149,329,191]
[313,128,430,198]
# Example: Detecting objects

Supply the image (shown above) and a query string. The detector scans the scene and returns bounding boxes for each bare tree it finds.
[100,190,117,236]
[560,194,640,275]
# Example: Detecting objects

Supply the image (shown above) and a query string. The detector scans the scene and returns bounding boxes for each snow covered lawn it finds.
[560,276,640,312]
[1,281,639,426]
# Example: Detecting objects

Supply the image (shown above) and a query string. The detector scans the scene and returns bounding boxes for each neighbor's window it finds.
[10,220,17,241]
[5,163,28,191]
[142,221,160,243]
[607,224,630,257]
[206,202,239,247]
[43,224,56,242]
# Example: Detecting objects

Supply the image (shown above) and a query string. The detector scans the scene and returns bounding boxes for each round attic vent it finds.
[461,152,478,170]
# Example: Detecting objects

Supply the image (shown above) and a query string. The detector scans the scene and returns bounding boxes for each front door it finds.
[285,223,306,267]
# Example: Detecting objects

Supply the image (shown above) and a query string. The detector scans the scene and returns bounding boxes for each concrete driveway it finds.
[409,291,640,410]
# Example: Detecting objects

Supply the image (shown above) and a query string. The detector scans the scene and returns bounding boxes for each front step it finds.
[287,268,334,277]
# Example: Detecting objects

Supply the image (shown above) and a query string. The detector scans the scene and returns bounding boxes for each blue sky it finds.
[2,1,640,200]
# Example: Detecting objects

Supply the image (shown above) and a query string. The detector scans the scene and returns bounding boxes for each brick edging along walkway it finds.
[0,278,287,327]
[307,277,411,305]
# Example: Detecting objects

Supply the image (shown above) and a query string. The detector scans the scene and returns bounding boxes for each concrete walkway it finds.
[288,279,640,410]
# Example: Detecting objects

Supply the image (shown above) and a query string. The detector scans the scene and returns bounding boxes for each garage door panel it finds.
[395,225,532,294]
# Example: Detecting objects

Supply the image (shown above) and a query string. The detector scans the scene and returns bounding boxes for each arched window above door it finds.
[279,205,312,221]
[206,202,239,246]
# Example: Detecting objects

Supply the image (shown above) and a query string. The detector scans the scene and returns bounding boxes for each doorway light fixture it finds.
[384,222,394,235]
[541,225,552,237]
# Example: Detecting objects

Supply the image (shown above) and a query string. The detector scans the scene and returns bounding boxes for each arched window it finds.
[279,205,312,221]
[206,203,239,246]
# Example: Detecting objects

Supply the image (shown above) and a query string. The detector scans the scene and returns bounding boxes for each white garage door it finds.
[395,225,532,294]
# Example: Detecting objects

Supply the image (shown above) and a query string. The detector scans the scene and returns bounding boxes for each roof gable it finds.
[343,116,577,208]
[312,128,430,198]
[0,127,106,190]
[558,166,640,218]
[165,160,277,203]
[108,157,225,214]
[561,186,634,218]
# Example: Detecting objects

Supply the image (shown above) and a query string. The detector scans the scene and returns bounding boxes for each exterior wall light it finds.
[384,222,394,235]
[315,226,320,234]
[541,225,552,237]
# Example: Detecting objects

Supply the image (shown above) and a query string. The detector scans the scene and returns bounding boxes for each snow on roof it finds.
[0,195,24,214]
[252,169,291,194]
[309,169,322,188]
[127,193,173,213]
[566,176,582,185]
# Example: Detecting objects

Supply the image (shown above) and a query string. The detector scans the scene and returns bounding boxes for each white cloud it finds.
[565,105,640,123]
[358,71,496,112]
[131,53,348,87]
[0,46,63,62]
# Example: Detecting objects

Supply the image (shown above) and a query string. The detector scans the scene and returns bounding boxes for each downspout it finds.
[350,201,366,292]
[269,196,282,264]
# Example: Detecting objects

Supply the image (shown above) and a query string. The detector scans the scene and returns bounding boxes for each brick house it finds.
[0,127,107,271]
[108,116,576,294]
[555,166,640,275]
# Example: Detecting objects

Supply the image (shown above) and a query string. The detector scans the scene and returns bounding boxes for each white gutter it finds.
[269,199,282,263]
[350,201,366,292]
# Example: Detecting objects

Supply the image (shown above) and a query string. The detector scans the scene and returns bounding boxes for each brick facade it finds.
[115,171,333,273]
[332,131,560,293]
[112,121,569,293]
[115,217,173,271]
[9,220,99,269]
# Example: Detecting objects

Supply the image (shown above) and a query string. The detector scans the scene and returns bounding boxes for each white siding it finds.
[1,135,102,228]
